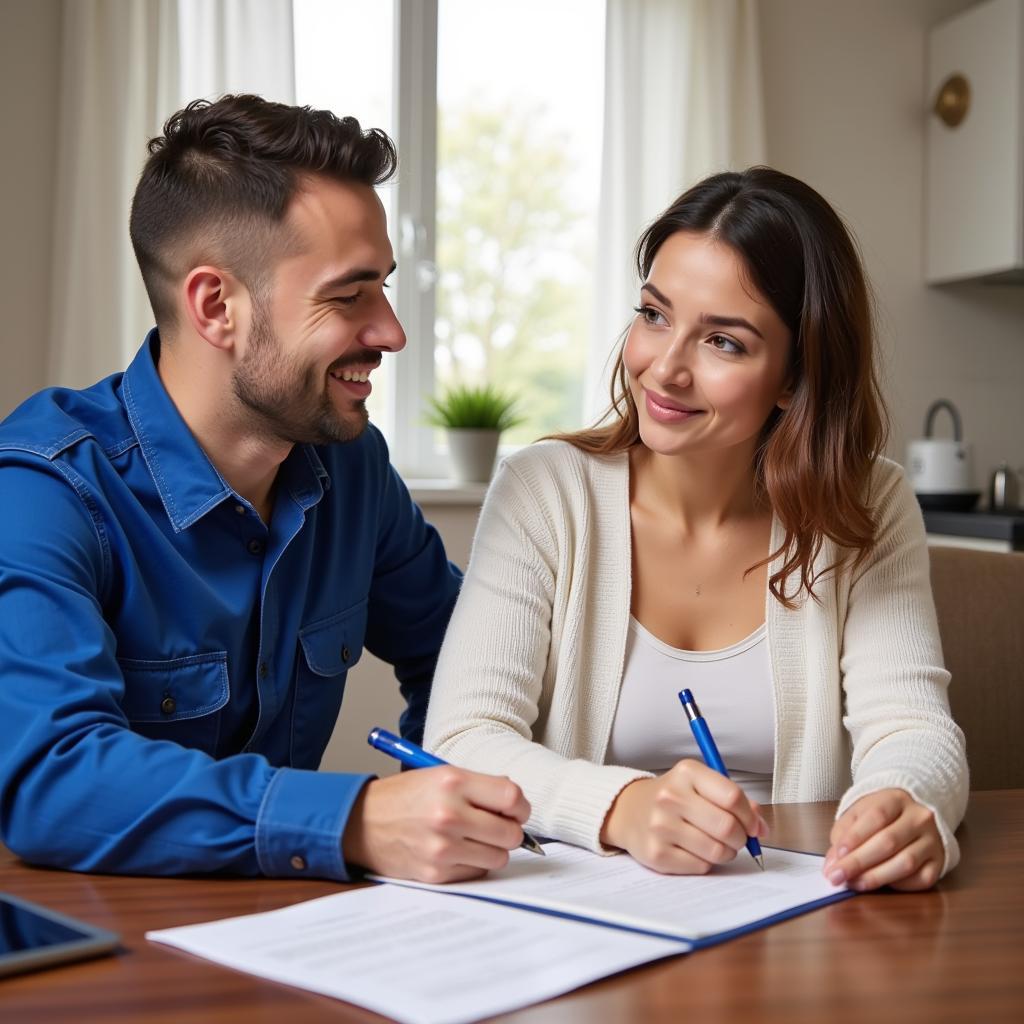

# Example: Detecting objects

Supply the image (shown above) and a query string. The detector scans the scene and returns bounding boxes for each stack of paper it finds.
[147,843,850,1024]
[147,883,683,1024]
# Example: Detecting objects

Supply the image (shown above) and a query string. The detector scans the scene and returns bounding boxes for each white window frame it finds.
[379,0,604,477]
[387,0,446,478]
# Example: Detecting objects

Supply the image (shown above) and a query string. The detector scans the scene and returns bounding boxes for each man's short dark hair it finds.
[129,94,398,331]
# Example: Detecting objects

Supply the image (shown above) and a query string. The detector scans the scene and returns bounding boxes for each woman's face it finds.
[624,231,793,463]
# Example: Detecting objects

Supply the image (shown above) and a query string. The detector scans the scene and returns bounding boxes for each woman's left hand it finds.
[823,789,943,892]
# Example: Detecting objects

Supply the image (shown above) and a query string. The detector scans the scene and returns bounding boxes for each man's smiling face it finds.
[232,175,404,445]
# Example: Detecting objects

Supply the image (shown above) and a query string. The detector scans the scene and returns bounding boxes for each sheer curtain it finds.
[178,0,294,103]
[585,0,766,421]
[47,0,294,390]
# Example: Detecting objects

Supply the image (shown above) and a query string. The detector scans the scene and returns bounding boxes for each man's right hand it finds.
[342,766,531,883]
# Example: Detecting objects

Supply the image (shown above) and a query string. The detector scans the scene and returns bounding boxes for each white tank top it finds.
[605,617,775,804]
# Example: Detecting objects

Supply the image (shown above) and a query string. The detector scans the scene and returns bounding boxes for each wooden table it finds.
[1,791,1022,1023]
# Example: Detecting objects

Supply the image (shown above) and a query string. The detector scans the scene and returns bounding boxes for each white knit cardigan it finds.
[424,441,969,875]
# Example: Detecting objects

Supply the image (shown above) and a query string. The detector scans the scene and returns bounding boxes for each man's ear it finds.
[181,266,248,352]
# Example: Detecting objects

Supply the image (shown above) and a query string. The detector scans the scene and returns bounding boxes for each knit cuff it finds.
[836,774,962,878]
[543,762,654,855]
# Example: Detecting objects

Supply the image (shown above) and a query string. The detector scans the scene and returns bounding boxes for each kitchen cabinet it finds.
[926,0,1024,284]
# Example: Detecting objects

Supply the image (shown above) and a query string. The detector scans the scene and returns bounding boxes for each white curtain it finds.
[178,0,295,102]
[585,0,766,421]
[48,0,295,390]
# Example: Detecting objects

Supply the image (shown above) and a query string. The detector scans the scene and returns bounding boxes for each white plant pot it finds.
[446,429,501,484]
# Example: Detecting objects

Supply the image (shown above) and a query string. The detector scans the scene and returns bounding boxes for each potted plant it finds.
[425,383,523,484]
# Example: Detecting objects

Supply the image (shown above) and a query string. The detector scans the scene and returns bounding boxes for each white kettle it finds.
[906,400,977,510]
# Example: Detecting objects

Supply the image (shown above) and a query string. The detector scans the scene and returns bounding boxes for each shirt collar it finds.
[281,443,331,511]
[122,330,329,531]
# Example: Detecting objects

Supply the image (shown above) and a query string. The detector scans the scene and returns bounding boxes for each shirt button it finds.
[247,538,264,555]
[290,855,307,871]
[234,504,246,515]
[160,695,176,716]
[341,645,351,663]
[259,661,269,678]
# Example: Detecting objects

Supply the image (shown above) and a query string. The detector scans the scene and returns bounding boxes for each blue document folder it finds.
[373,842,856,949]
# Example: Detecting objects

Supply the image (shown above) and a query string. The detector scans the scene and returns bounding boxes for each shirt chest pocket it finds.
[291,601,368,768]
[117,651,230,754]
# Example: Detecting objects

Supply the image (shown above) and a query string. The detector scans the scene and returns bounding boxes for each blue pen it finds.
[677,689,765,870]
[367,727,545,856]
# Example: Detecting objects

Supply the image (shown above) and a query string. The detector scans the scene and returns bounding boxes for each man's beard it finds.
[231,302,369,446]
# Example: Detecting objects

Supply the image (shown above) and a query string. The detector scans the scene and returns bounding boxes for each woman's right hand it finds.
[599,759,768,874]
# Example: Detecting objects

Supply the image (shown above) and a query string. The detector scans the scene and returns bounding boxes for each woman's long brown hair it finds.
[552,167,889,607]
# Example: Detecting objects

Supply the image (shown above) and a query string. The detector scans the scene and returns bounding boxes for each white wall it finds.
[759,0,1024,491]
[0,0,61,416]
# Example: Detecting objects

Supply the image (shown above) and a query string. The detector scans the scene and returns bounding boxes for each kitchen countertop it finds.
[921,508,1024,549]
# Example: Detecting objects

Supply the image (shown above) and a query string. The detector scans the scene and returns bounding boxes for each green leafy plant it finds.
[424,383,524,432]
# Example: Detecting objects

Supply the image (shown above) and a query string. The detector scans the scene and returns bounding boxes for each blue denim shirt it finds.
[0,332,461,880]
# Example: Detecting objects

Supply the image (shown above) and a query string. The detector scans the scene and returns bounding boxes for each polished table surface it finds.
[1,790,1022,1023]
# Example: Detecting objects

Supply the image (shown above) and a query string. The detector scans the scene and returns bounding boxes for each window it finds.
[293,0,396,432]
[294,0,605,475]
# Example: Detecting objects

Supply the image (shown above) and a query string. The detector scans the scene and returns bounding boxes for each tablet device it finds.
[0,892,119,978]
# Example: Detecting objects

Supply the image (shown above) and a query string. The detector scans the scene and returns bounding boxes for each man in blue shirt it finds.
[0,95,529,883]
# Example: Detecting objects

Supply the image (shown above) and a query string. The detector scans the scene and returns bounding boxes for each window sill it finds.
[405,478,489,507]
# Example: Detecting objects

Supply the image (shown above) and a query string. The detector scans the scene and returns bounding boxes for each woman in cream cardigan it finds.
[424,168,967,891]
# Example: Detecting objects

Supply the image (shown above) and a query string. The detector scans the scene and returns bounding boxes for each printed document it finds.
[147,884,683,1024]
[373,843,849,941]
[148,844,847,1023]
